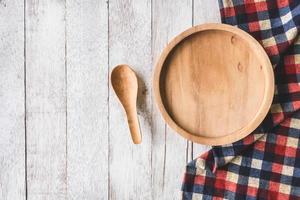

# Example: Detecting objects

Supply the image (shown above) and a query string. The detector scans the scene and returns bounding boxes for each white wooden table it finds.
[0,1,220,199]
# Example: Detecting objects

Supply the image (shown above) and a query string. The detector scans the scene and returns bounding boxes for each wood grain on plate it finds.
[153,24,274,145]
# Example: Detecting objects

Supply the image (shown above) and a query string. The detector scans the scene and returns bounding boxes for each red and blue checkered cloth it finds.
[182,0,300,199]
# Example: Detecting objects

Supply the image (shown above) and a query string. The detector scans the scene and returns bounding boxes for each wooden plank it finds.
[65,0,108,199]
[108,0,152,199]
[0,1,26,199]
[151,0,193,199]
[192,0,221,159]
[25,1,67,199]
[193,0,221,25]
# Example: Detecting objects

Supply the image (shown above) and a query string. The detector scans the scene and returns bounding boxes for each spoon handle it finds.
[126,109,142,144]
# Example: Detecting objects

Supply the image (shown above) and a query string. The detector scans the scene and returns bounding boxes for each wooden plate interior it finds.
[154,24,274,145]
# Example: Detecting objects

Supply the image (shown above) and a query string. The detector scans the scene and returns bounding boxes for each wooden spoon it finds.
[111,64,142,144]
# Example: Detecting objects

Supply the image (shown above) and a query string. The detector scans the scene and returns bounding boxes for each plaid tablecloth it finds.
[182,0,300,199]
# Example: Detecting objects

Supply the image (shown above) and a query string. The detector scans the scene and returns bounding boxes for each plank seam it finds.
[192,0,194,26]
[107,0,111,199]
[186,140,189,164]
[162,123,167,191]
[64,0,68,198]
[150,0,153,198]
[23,0,28,199]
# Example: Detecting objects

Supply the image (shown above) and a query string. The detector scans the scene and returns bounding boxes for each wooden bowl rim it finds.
[152,23,274,145]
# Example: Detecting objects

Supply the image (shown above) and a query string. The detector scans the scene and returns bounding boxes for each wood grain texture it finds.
[151,1,193,199]
[66,0,109,199]
[193,0,221,24]
[0,1,25,199]
[153,24,274,145]
[192,0,221,158]
[0,0,224,199]
[111,65,142,144]
[26,1,67,199]
[109,0,152,199]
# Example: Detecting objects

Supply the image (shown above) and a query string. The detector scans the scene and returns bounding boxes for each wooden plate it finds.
[153,23,274,145]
